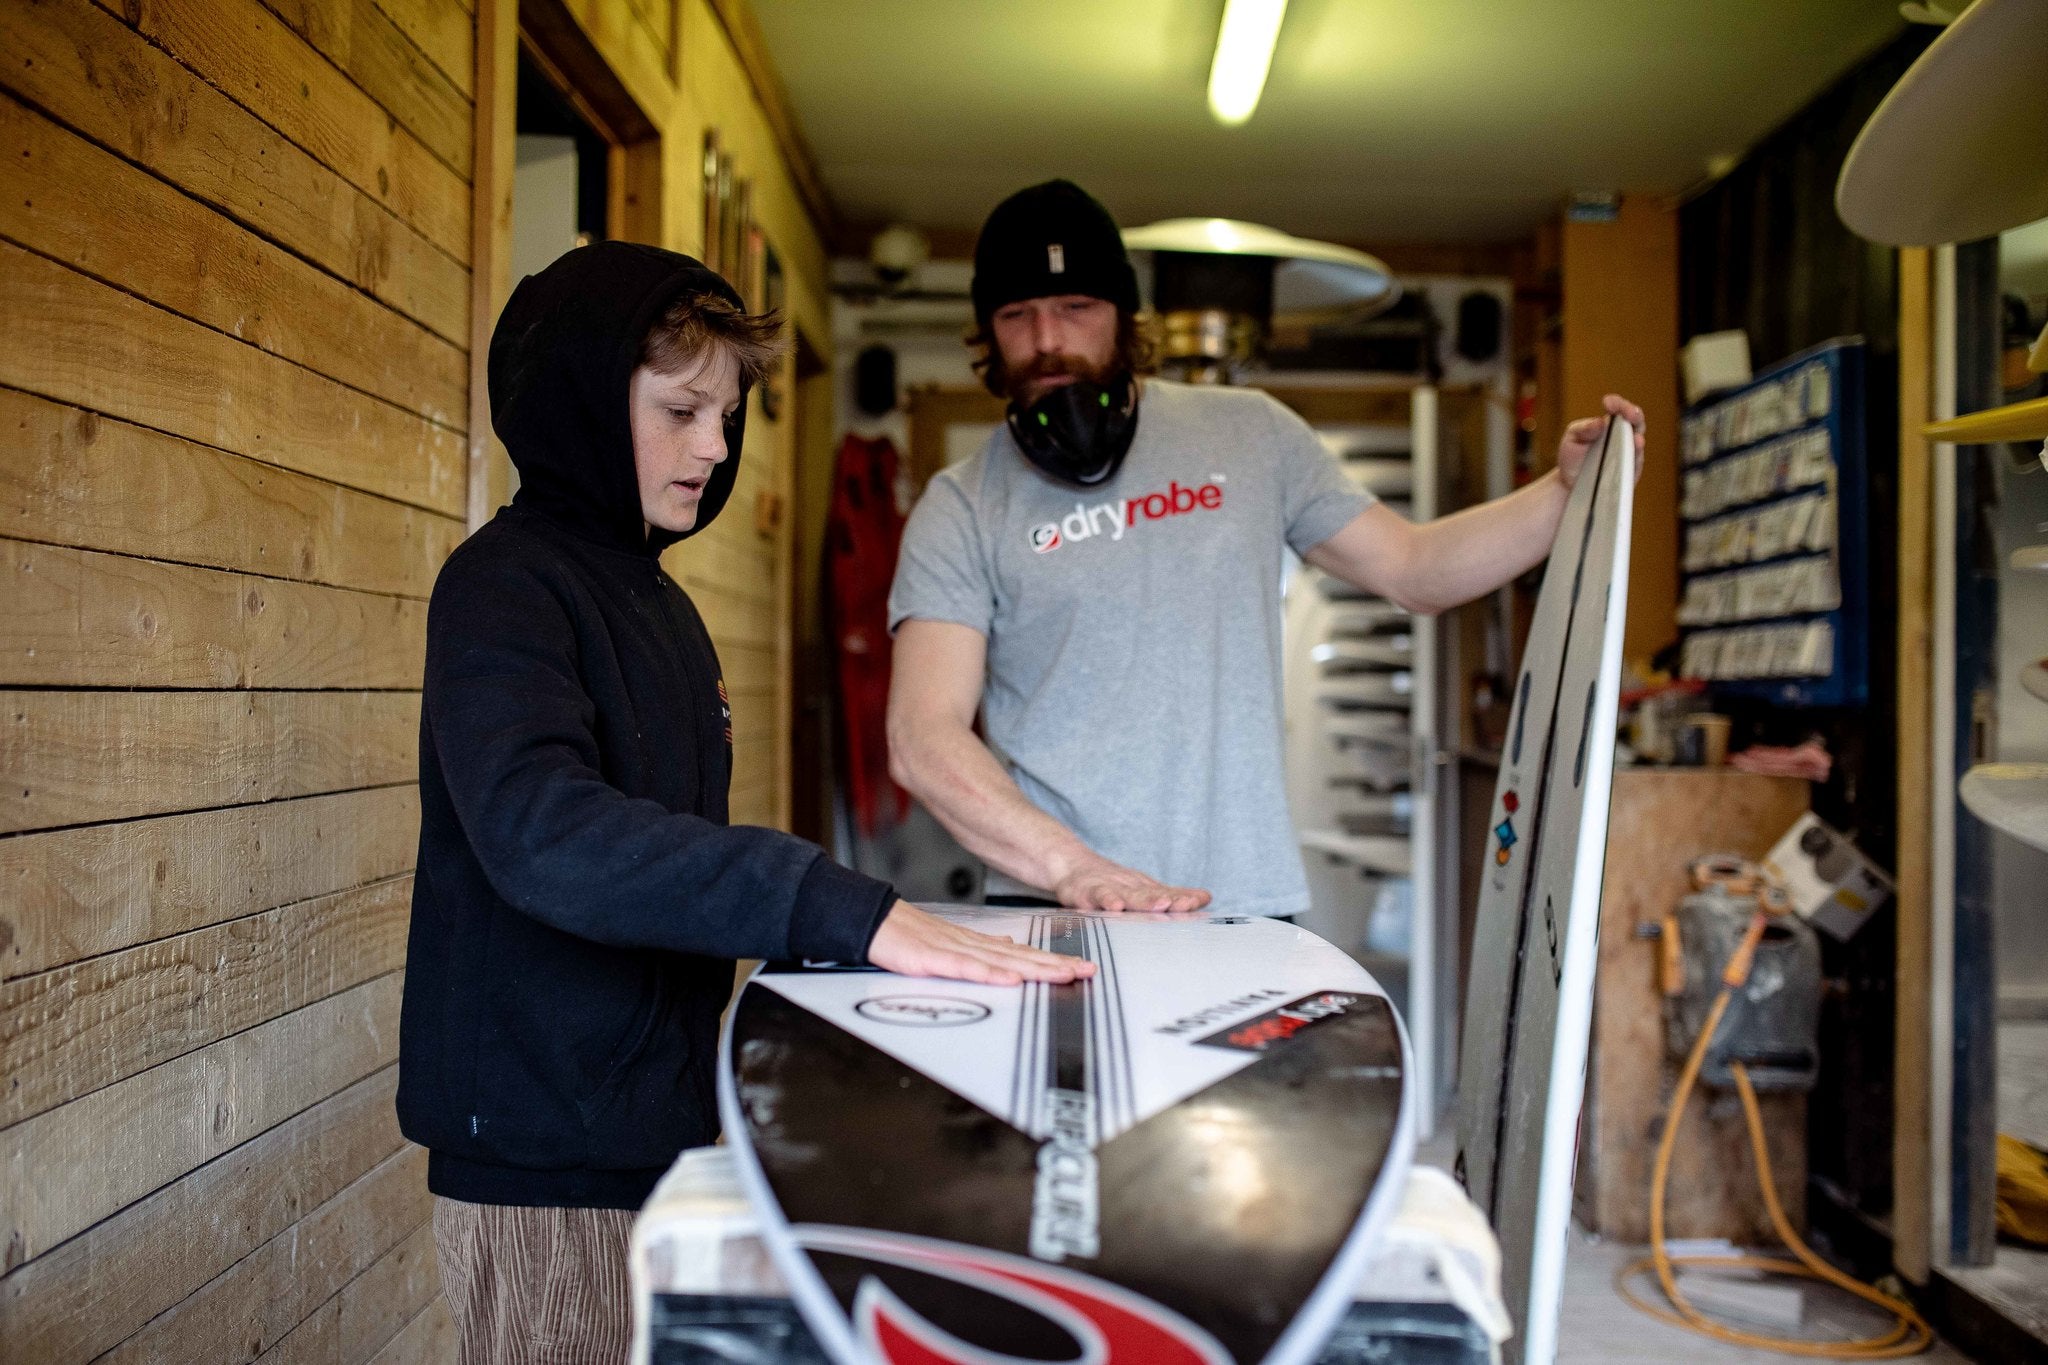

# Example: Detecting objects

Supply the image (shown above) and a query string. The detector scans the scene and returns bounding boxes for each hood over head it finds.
[490,242,749,555]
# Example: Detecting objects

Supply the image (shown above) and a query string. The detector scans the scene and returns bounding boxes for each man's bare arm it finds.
[1307,395,1644,613]
[886,619,1209,912]
[1305,476,1570,614]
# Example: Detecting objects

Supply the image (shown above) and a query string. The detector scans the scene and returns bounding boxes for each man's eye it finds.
[668,407,695,420]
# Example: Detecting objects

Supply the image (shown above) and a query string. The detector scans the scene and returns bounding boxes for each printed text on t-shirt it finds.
[1028,478,1225,553]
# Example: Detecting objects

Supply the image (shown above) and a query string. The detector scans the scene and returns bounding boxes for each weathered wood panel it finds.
[1,875,411,1127]
[0,972,402,1265]
[547,0,674,128]
[1,784,419,980]
[98,0,471,261]
[0,243,465,516]
[254,1219,442,1365]
[369,0,476,97]
[96,1146,430,1365]
[0,0,470,344]
[366,1298,455,1365]
[0,1068,404,1360]
[0,689,420,834]
[716,639,777,696]
[0,94,468,428]
[0,0,478,1357]
[688,585,777,650]
[0,538,428,690]
[259,0,474,178]
[0,389,461,599]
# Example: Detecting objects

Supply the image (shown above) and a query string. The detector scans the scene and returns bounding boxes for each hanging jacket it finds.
[397,242,896,1209]
[827,433,912,837]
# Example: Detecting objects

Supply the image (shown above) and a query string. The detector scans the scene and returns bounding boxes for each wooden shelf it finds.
[1924,395,2048,444]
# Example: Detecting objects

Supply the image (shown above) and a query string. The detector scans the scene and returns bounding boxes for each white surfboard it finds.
[1455,416,1634,1364]
[719,908,1416,1365]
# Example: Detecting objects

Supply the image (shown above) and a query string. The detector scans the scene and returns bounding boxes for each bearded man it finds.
[886,180,1641,919]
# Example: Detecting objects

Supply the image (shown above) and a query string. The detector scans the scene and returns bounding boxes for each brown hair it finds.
[640,291,786,389]
[967,308,1157,399]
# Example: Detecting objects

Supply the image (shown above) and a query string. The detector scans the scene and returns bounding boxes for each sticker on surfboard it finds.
[1455,415,1634,1364]
[719,909,1415,1365]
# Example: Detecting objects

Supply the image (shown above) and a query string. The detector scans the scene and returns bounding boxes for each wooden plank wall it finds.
[1,0,830,1355]
[668,0,833,832]
[0,0,468,1356]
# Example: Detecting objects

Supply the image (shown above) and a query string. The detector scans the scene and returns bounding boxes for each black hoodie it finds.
[396,243,895,1209]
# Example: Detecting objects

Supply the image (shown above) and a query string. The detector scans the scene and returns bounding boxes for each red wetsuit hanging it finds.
[825,434,912,838]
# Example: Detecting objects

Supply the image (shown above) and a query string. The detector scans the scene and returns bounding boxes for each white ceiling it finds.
[750,0,1909,244]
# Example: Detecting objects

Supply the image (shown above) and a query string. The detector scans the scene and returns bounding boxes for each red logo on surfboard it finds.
[795,1226,1229,1365]
[1190,991,1363,1053]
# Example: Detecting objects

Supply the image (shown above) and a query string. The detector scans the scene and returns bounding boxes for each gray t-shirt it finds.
[888,379,1373,916]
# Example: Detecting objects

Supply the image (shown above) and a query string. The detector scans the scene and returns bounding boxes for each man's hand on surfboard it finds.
[869,901,1100,985]
[1558,393,1645,489]
[1050,852,1211,914]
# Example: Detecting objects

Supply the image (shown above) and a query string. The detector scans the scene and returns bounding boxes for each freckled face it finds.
[628,349,740,536]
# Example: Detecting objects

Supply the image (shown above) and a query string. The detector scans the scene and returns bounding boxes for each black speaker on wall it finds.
[1454,292,1502,363]
[854,344,898,416]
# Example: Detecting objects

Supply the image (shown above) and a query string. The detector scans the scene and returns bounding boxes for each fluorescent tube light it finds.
[1207,0,1286,126]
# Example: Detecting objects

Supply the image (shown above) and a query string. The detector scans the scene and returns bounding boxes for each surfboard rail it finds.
[1455,415,1636,1365]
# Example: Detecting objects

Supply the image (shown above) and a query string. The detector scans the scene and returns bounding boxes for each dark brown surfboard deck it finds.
[718,908,1415,1365]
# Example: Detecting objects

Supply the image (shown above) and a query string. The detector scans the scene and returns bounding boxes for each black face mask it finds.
[1005,372,1139,487]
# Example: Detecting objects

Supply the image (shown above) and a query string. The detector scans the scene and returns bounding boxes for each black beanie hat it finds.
[971,180,1139,326]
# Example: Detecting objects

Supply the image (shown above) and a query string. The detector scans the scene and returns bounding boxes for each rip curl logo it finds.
[1024,477,1226,554]
[789,1225,1232,1365]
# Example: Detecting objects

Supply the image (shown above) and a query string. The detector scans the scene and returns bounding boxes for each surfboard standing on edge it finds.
[719,909,1416,1365]
[1455,415,1635,1364]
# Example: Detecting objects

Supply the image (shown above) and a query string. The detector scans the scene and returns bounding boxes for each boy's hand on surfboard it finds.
[870,901,1099,985]
[1051,853,1211,914]
[1557,393,1645,489]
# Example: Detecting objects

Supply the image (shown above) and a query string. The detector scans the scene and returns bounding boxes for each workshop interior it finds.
[1,0,2045,1362]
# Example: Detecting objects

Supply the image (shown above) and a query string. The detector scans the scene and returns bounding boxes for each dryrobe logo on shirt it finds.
[1027,476,1226,554]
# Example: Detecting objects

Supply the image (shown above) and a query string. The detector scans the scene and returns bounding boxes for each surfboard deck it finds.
[719,908,1416,1365]
[1455,416,1635,1364]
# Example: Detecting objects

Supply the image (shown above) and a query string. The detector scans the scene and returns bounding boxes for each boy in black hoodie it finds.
[398,243,1087,1362]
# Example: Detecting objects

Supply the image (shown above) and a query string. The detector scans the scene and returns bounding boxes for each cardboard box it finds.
[1761,812,1894,941]
[1683,330,1753,406]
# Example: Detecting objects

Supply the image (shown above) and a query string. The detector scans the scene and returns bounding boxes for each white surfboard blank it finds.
[1455,416,1635,1365]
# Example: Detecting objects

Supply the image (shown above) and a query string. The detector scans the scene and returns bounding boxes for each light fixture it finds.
[1207,0,1287,127]
[1123,217,1398,382]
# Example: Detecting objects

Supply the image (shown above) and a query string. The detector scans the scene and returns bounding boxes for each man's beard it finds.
[1005,351,1124,406]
